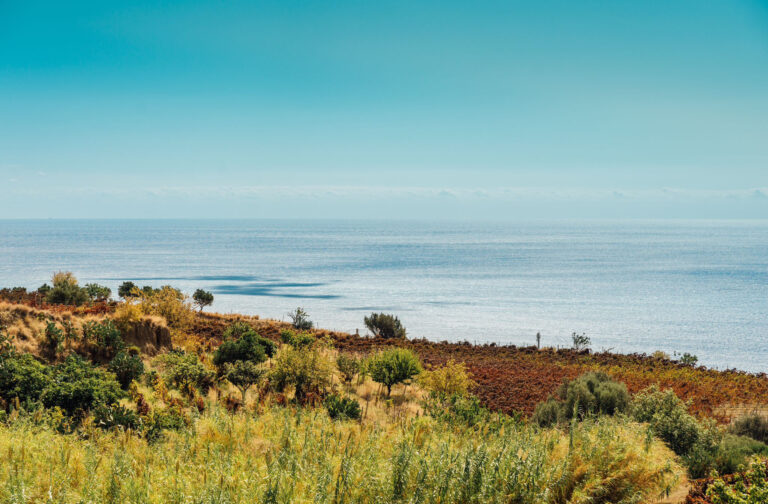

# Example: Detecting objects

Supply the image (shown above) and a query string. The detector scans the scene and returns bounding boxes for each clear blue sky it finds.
[2,0,768,219]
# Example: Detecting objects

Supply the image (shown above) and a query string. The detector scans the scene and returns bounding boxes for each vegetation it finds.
[730,413,768,444]
[419,358,475,397]
[108,351,144,389]
[117,281,138,299]
[364,312,406,339]
[705,458,768,503]
[223,360,266,404]
[571,331,591,351]
[335,353,360,383]
[269,339,333,404]
[533,372,630,427]
[280,329,315,348]
[287,306,313,330]
[366,347,422,396]
[192,288,214,311]
[323,393,361,420]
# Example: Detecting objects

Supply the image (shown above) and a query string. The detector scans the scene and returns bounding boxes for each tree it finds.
[366,348,422,396]
[571,332,591,351]
[364,313,406,339]
[117,281,137,299]
[223,360,266,405]
[288,307,313,330]
[269,343,333,404]
[108,351,145,389]
[84,283,111,302]
[213,331,269,371]
[46,271,89,306]
[419,359,475,397]
[336,354,360,384]
[221,322,277,357]
[192,289,214,312]
[40,354,123,416]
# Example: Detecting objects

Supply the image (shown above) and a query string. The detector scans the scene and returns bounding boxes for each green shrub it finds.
[43,322,64,354]
[532,372,629,427]
[46,271,89,306]
[712,434,768,475]
[159,352,214,395]
[84,283,111,301]
[220,322,276,357]
[280,329,315,349]
[213,331,269,372]
[287,307,313,330]
[41,355,123,416]
[336,354,360,383]
[192,289,214,311]
[269,343,333,404]
[679,353,699,367]
[118,281,138,299]
[324,394,361,421]
[366,348,422,396]
[93,403,140,430]
[730,413,768,444]
[91,320,125,359]
[706,457,768,503]
[0,352,51,406]
[364,313,406,339]
[424,393,494,427]
[108,351,145,389]
[571,332,591,351]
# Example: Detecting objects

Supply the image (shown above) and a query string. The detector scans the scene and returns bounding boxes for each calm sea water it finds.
[0,219,766,372]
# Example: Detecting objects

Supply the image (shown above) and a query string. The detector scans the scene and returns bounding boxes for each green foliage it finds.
[269,343,333,403]
[532,372,630,427]
[46,280,89,306]
[679,353,699,366]
[0,352,51,406]
[365,347,422,396]
[159,352,214,395]
[424,392,497,428]
[730,413,768,444]
[712,434,768,476]
[335,353,360,383]
[280,329,315,348]
[706,457,768,504]
[287,307,313,330]
[213,331,268,372]
[44,322,64,354]
[223,360,266,404]
[221,322,276,357]
[323,394,361,421]
[108,351,145,389]
[41,355,123,416]
[571,332,591,351]
[91,320,125,359]
[192,289,214,311]
[630,385,721,478]
[364,312,406,339]
[117,281,138,299]
[84,283,112,301]
[93,403,140,431]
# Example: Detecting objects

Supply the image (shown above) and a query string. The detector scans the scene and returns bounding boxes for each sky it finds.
[1,0,768,219]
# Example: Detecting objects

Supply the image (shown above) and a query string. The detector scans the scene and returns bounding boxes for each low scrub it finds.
[533,372,630,427]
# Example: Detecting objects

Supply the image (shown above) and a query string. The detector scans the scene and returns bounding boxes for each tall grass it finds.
[0,405,680,504]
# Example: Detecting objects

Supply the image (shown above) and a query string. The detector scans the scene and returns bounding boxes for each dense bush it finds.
[221,322,277,357]
[40,355,123,416]
[159,352,214,395]
[287,307,313,330]
[108,351,145,389]
[419,359,475,397]
[43,322,64,355]
[630,385,721,478]
[336,354,360,383]
[364,313,406,339]
[706,457,768,503]
[270,342,333,404]
[192,289,214,311]
[46,271,89,306]
[118,281,138,299]
[89,319,125,359]
[366,348,422,396]
[280,329,315,348]
[93,402,140,430]
[136,285,194,331]
[712,434,768,476]
[324,394,361,420]
[84,283,111,301]
[0,352,50,406]
[213,331,269,371]
[730,413,768,444]
[532,372,629,427]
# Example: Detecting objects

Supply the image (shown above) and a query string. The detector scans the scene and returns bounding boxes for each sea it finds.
[0,219,766,372]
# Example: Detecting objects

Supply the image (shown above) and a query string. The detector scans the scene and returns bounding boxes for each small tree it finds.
[364,313,406,339]
[118,281,138,299]
[84,283,111,302]
[336,354,360,384]
[288,307,313,330]
[366,348,422,396]
[269,343,333,404]
[213,331,269,372]
[223,360,266,405]
[46,271,89,306]
[222,322,277,357]
[571,332,591,351]
[419,359,475,397]
[192,289,214,312]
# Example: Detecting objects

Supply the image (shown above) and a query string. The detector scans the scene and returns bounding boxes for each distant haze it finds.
[2,1,768,219]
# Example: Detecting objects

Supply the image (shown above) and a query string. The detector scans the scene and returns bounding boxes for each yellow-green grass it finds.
[0,405,681,504]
